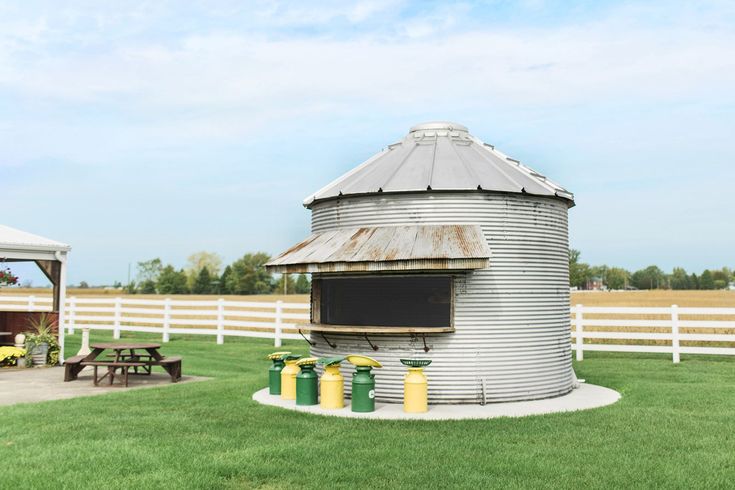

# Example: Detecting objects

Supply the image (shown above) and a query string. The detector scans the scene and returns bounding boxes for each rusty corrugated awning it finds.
[265,224,490,273]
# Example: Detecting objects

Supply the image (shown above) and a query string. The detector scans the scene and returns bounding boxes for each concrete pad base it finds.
[252,383,620,420]
[0,366,208,406]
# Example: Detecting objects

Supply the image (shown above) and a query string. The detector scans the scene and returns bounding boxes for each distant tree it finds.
[274,273,296,294]
[711,268,730,288]
[139,279,157,294]
[670,267,690,290]
[125,281,137,294]
[78,281,89,289]
[569,249,593,289]
[112,281,122,289]
[157,266,189,294]
[689,273,700,290]
[294,274,310,294]
[192,267,213,294]
[226,253,274,295]
[700,270,715,290]
[605,267,630,290]
[185,251,223,289]
[630,266,666,290]
[136,258,163,283]
[219,265,233,295]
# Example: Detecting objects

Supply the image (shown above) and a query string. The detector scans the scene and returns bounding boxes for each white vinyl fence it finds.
[2,295,734,360]
[0,295,309,347]
[572,304,735,363]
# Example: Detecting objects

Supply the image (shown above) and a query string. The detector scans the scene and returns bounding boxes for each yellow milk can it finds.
[401,359,432,413]
[318,357,346,409]
[280,355,302,400]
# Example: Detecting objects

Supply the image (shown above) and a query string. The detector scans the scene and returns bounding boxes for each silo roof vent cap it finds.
[409,121,469,134]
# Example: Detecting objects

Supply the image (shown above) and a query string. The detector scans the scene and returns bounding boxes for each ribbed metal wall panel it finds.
[308,192,572,404]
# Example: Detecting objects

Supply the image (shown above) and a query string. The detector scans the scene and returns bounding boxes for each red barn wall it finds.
[0,311,59,345]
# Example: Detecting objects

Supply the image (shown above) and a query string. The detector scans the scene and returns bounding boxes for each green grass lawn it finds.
[1,333,734,489]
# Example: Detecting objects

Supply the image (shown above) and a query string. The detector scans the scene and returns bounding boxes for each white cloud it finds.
[0,1,733,171]
[0,2,731,117]
[251,0,404,27]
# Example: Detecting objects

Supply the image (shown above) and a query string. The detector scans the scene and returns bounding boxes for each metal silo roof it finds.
[303,122,574,207]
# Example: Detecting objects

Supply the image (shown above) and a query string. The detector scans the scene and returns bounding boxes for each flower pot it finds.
[29,342,49,366]
[16,357,27,368]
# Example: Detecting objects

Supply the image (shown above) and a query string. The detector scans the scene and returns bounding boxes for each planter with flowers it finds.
[25,313,60,367]
[0,346,27,367]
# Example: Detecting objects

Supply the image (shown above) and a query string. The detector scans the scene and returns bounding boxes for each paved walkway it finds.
[253,383,620,420]
[0,366,208,406]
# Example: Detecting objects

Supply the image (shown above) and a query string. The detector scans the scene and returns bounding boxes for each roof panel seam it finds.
[380,140,420,190]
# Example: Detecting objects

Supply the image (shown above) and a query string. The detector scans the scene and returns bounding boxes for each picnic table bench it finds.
[84,360,148,387]
[105,353,155,374]
[64,343,182,386]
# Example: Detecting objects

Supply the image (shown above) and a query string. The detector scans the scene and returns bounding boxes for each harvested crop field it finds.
[571,290,735,307]
[8,288,734,308]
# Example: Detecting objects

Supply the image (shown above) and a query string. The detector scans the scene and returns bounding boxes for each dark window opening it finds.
[319,276,452,328]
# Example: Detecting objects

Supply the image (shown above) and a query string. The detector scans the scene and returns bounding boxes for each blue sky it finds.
[2,1,734,285]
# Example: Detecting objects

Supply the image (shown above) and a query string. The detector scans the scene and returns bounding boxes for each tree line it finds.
[124,251,310,295]
[570,249,734,290]
[82,248,733,294]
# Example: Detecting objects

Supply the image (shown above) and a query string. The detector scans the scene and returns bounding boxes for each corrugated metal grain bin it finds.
[267,122,574,404]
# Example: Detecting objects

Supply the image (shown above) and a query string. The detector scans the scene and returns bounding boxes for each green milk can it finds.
[296,358,319,406]
[267,351,291,395]
[351,366,376,412]
[346,355,383,413]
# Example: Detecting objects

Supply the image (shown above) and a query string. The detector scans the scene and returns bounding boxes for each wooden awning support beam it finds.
[34,260,62,311]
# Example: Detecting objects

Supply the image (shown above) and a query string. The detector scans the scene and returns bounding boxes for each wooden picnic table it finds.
[64,342,182,386]
[92,342,164,362]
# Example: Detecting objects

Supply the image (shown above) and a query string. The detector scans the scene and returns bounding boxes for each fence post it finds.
[274,300,283,348]
[68,296,76,335]
[113,297,122,340]
[28,295,35,312]
[575,304,584,361]
[671,304,680,363]
[217,298,225,345]
[162,298,171,343]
